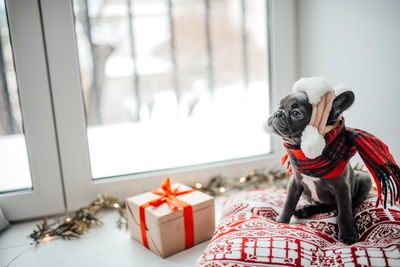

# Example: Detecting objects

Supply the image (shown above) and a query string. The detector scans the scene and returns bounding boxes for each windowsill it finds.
[0,196,226,267]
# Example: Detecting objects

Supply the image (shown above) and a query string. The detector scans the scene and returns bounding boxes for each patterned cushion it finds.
[197,189,400,266]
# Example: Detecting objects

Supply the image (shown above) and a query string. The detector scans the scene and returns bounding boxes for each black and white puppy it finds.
[266,91,371,245]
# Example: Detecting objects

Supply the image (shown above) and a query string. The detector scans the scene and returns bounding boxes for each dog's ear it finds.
[327,91,354,123]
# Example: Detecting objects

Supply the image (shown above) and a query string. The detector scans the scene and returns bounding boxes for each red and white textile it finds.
[197,189,400,267]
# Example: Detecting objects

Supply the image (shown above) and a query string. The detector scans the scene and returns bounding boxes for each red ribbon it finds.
[139,177,195,249]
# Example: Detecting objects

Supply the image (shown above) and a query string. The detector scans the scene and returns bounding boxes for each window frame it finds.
[0,0,66,221]
[40,0,297,212]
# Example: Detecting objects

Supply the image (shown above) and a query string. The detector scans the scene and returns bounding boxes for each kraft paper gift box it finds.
[126,178,215,258]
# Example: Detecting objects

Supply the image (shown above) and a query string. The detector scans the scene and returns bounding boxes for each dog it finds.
[266,90,372,245]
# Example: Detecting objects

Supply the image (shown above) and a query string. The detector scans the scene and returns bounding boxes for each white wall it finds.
[297,0,400,161]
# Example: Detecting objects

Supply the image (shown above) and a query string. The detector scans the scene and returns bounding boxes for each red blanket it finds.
[197,189,400,266]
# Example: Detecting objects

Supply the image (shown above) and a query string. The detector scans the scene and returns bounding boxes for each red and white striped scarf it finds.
[282,119,400,208]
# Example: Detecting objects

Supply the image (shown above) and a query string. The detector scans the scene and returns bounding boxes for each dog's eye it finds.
[292,110,302,118]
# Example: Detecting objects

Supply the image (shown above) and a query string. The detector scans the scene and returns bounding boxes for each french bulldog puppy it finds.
[266,91,371,245]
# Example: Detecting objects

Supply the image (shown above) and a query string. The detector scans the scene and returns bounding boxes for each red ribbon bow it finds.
[139,177,196,250]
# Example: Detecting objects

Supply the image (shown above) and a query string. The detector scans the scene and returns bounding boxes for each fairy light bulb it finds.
[219,187,226,193]
[239,176,246,183]
[42,234,52,242]
[195,182,202,189]
[113,203,120,208]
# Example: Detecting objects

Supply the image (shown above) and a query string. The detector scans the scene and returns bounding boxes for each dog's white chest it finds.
[302,175,321,202]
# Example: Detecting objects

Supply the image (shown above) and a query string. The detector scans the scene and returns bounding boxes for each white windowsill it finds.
[0,196,226,267]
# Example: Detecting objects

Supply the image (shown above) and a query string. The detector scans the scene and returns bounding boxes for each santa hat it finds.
[293,77,350,159]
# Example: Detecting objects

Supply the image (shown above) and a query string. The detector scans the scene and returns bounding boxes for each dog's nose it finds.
[273,110,284,119]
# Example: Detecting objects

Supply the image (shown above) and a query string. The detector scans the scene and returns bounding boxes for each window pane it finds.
[0,1,31,192]
[73,0,271,179]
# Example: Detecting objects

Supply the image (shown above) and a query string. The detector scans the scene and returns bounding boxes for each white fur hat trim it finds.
[293,77,340,159]
[293,77,334,104]
[301,125,326,159]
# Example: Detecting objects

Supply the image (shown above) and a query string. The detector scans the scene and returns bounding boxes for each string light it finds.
[29,193,127,244]
[42,234,52,242]
[193,169,292,197]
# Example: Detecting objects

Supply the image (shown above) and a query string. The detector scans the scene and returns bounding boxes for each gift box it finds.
[126,178,215,258]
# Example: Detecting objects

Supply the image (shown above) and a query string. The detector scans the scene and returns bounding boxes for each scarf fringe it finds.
[349,128,400,208]
[371,166,400,208]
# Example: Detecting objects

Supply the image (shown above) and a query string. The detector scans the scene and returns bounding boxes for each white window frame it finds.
[0,0,65,221]
[40,0,297,212]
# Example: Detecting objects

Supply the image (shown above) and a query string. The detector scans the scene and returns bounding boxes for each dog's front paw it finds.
[339,229,359,245]
[275,215,290,224]
[294,205,314,218]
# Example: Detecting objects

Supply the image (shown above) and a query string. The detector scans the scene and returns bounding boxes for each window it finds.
[0,0,31,193]
[1,0,296,219]
[72,0,271,179]
[0,0,65,220]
